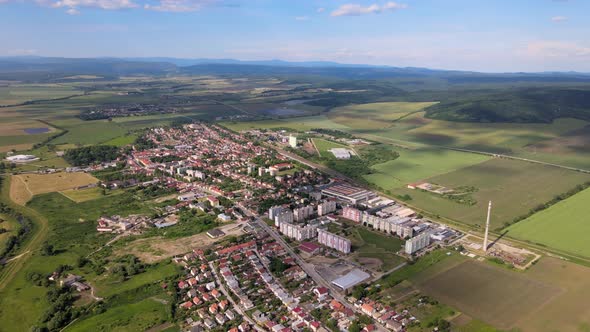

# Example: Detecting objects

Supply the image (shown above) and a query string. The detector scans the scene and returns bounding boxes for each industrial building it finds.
[331,269,370,291]
[321,183,376,205]
[329,148,352,159]
[317,229,351,254]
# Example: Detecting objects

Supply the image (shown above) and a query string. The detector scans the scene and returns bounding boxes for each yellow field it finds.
[59,187,106,203]
[9,172,99,205]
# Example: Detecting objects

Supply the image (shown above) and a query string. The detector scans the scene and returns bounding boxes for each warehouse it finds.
[331,269,371,291]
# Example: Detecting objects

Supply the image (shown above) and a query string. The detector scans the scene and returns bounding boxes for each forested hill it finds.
[424,88,590,123]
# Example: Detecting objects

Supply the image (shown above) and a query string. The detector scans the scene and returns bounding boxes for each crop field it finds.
[328,101,438,130]
[417,260,562,330]
[363,148,490,191]
[506,188,590,258]
[394,158,590,229]
[9,172,99,205]
[220,115,349,132]
[0,84,79,105]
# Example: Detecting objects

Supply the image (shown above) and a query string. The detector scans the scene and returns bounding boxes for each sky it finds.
[0,0,589,72]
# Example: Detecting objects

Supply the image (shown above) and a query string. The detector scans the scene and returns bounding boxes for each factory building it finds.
[321,183,376,205]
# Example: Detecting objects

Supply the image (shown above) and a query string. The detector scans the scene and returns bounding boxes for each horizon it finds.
[1,0,589,72]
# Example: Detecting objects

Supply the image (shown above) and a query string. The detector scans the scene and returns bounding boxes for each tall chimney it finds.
[483,201,492,252]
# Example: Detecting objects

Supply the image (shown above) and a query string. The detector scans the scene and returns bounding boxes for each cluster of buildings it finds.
[96,213,181,233]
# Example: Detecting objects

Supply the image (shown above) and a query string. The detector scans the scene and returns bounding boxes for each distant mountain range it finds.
[0,56,589,82]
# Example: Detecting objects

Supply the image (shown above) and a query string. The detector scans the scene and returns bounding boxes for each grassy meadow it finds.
[328,101,438,129]
[506,188,590,258]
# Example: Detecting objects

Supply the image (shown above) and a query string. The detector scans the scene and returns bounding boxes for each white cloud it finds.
[316,7,324,13]
[526,41,590,58]
[37,0,138,13]
[143,0,216,12]
[550,16,567,22]
[295,16,309,21]
[331,2,406,17]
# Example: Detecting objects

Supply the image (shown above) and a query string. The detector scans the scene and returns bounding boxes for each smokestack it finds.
[483,201,492,252]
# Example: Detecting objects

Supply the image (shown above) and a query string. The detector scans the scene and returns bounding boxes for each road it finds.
[208,261,265,332]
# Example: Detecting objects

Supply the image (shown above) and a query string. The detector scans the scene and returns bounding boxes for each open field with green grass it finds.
[64,297,171,332]
[10,172,99,205]
[506,188,590,257]
[312,138,350,158]
[0,191,155,330]
[364,147,490,191]
[328,101,438,129]
[348,227,405,271]
[394,158,590,229]
[0,214,18,250]
[60,187,118,203]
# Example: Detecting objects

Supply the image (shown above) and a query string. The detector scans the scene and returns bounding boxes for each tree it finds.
[41,242,55,256]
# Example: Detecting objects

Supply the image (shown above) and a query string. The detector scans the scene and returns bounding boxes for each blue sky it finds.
[0,0,589,72]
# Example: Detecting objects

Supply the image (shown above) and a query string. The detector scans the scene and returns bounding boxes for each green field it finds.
[64,298,171,332]
[60,187,114,203]
[329,101,438,130]
[0,84,79,105]
[349,227,405,271]
[220,115,349,132]
[506,188,590,258]
[394,158,590,229]
[364,148,490,191]
[312,138,350,158]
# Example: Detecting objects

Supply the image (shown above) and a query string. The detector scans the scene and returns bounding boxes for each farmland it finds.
[364,148,490,191]
[393,158,590,229]
[9,172,99,205]
[60,187,114,203]
[0,84,79,105]
[328,101,438,130]
[312,138,350,158]
[506,188,590,257]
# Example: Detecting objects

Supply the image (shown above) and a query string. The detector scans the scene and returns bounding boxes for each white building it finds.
[405,231,432,254]
[289,135,298,148]
[329,148,352,159]
[293,206,314,222]
[317,200,337,216]
[274,210,294,227]
[279,222,318,241]
[5,154,38,163]
[268,206,284,221]
[317,229,351,254]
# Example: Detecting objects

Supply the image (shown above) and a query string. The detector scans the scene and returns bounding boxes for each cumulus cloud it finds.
[331,2,406,17]
[550,16,567,22]
[143,0,216,12]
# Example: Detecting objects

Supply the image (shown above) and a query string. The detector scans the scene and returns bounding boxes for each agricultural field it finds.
[9,172,99,205]
[506,188,590,258]
[394,158,590,229]
[364,148,490,191]
[382,249,590,332]
[328,101,438,130]
[0,84,79,105]
[220,115,349,132]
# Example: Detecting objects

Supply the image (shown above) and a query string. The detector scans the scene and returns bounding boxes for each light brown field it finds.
[118,223,244,263]
[0,121,55,136]
[0,143,34,153]
[9,172,99,205]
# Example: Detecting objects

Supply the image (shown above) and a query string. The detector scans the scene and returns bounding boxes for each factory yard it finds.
[9,172,99,205]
